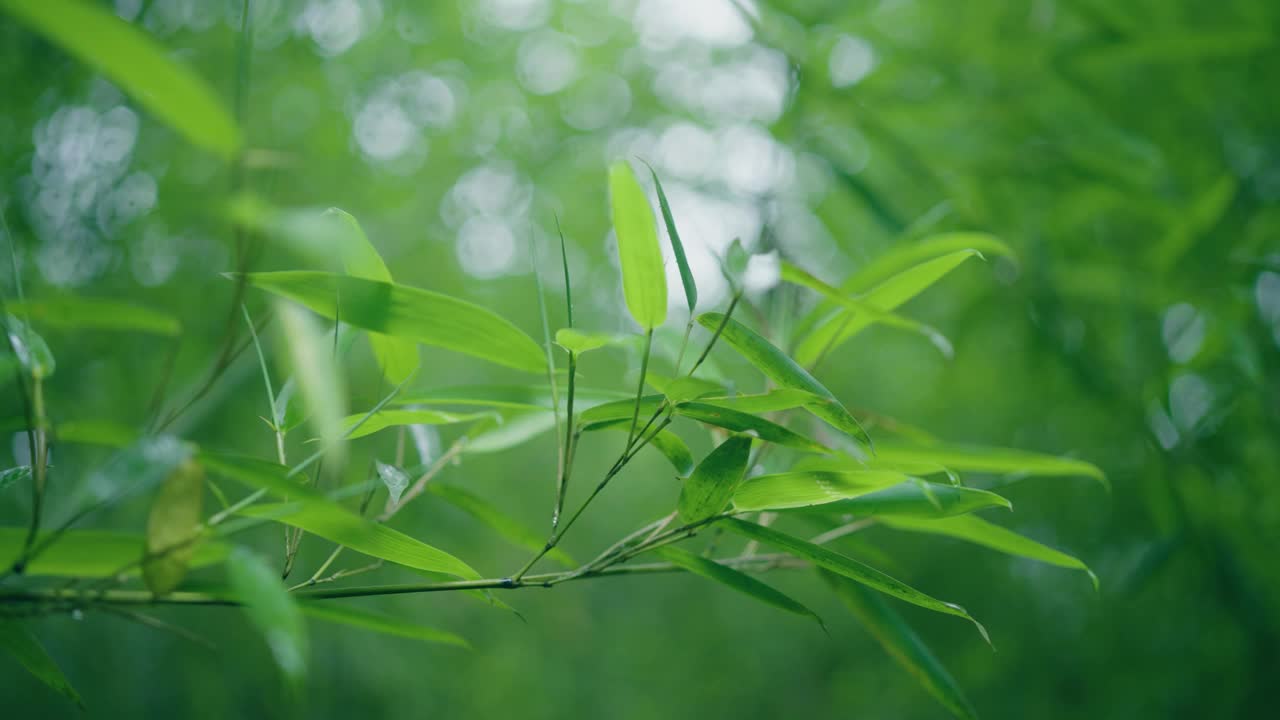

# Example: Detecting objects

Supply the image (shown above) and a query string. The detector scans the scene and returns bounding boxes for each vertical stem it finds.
[20,376,48,562]
[625,329,654,447]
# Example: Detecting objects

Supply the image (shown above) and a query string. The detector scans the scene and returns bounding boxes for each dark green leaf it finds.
[645,164,697,311]
[675,402,828,453]
[0,620,83,708]
[609,160,667,329]
[656,546,821,626]
[299,603,469,648]
[677,434,753,523]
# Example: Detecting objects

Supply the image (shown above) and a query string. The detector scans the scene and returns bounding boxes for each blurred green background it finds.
[2,0,1279,717]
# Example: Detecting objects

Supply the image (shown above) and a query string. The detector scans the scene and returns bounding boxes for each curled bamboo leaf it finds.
[142,459,206,596]
[656,546,821,626]
[227,547,307,687]
[609,160,667,329]
[678,434,753,523]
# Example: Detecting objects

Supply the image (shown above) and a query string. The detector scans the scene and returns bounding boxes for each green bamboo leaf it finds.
[5,297,180,336]
[0,0,240,159]
[0,528,227,578]
[821,571,977,720]
[276,300,346,467]
[464,410,558,453]
[675,402,829,453]
[428,484,574,567]
[299,603,469,648]
[677,434,753,523]
[645,374,724,404]
[579,395,667,428]
[4,314,55,379]
[732,470,913,512]
[655,546,821,626]
[839,233,1013,296]
[645,164,697,311]
[340,409,496,440]
[0,620,83,709]
[580,418,694,474]
[795,249,992,367]
[881,515,1098,589]
[609,160,667,329]
[395,384,629,411]
[142,459,206,595]
[239,271,544,372]
[805,481,1012,519]
[227,547,307,687]
[554,328,633,355]
[874,442,1108,490]
[724,518,989,643]
[697,312,872,450]
[697,389,822,414]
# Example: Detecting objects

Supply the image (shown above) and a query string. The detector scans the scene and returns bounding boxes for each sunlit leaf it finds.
[142,459,206,595]
[395,384,629,412]
[696,313,872,450]
[4,314,55,379]
[0,0,240,158]
[822,570,977,720]
[239,271,544,372]
[0,620,83,709]
[799,481,1012,519]
[645,164,697,311]
[375,461,409,506]
[724,518,989,642]
[0,528,227,578]
[5,297,180,336]
[554,328,632,355]
[697,389,822,414]
[340,409,495,440]
[675,402,828,453]
[428,483,574,567]
[227,547,307,687]
[875,442,1108,490]
[276,300,346,467]
[678,434,752,523]
[732,470,912,512]
[299,603,469,648]
[656,546,821,626]
[609,160,667,329]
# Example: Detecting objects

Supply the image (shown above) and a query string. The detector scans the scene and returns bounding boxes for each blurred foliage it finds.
[1,0,1279,718]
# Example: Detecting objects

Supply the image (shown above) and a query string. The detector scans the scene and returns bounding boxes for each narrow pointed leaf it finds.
[724,518,988,642]
[0,528,227,577]
[340,409,495,440]
[142,459,206,595]
[240,271,544,372]
[646,165,697,310]
[579,395,667,428]
[396,384,629,411]
[5,297,180,335]
[0,620,83,708]
[645,374,724,404]
[808,481,1012,519]
[277,301,346,467]
[822,570,978,720]
[609,161,667,329]
[733,470,912,512]
[656,546,821,625]
[554,328,632,355]
[698,389,822,414]
[875,442,1108,490]
[882,515,1097,589]
[428,483,574,566]
[464,410,558,453]
[0,0,239,158]
[675,402,828,453]
[227,547,307,686]
[299,603,469,648]
[678,435,752,523]
[697,313,872,450]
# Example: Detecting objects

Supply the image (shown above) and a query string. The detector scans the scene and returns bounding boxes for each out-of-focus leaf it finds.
[5,297,180,336]
[0,465,31,492]
[822,570,977,720]
[375,461,409,506]
[5,314,54,379]
[645,374,724,404]
[227,547,307,687]
[142,459,206,595]
[299,603,469,648]
[646,165,697,311]
[675,402,828,453]
[240,271,544,372]
[395,384,629,411]
[697,389,822,414]
[276,301,346,467]
[724,518,989,642]
[464,410,557,453]
[882,515,1098,589]
[340,409,495,440]
[802,481,1012,519]
[55,421,139,448]
[0,620,83,709]
[428,483,574,566]
[656,546,821,626]
[0,528,227,577]
[0,0,240,158]
[732,470,912,512]
[696,313,872,450]
[875,442,1108,490]
[609,160,667,329]
[677,434,753,523]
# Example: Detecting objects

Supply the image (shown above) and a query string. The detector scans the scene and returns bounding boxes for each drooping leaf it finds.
[677,434,753,523]
[696,313,872,450]
[882,515,1098,589]
[4,314,55,379]
[874,442,1108,490]
[822,570,977,720]
[0,528,227,578]
[227,547,307,687]
[724,518,989,642]
[674,402,828,453]
[299,603,469,648]
[800,481,1012,519]
[0,620,83,708]
[395,384,629,412]
[655,546,821,626]
[0,0,240,158]
[428,483,574,567]
[239,271,544,372]
[609,160,667,329]
[5,297,180,336]
[340,409,495,440]
[375,461,410,506]
[142,459,206,595]
[276,300,347,467]
[645,164,697,311]
[732,470,913,512]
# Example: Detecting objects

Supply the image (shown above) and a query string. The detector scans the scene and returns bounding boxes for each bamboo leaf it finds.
[276,300,346,467]
[822,570,977,720]
[578,395,667,428]
[340,409,496,440]
[0,620,83,709]
[724,518,989,642]
[227,547,307,687]
[464,410,558,453]
[0,528,227,577]
[697,389,822,414]
[696,313,872,450]
[428,484,574,567]
[554,328,632,355]
[802,481,1012,519]
[609,160,667,329]
[142,459,206,595]
[875,442,1108,490]
[881,515,1098,589]
[645,164,697,311]
[5,297,180,336]
[239,271,544,372]
[677,435,753,523]
[655,546,821,626]
[395,384,629,411]
[4,314,55,379]
[645,374,724,404]
[299,603,469,648]
[0,0,240,158]
[675,402,828,453]
[732,470,913,512]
